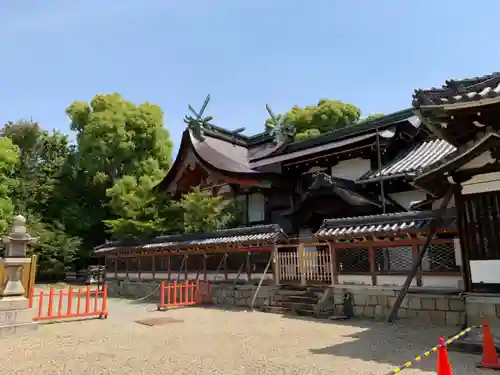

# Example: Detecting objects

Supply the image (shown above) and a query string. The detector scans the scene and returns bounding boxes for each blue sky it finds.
[2,0,500,154]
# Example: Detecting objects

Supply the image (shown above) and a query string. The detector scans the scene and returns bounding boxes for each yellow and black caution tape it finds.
[387,325,480,374]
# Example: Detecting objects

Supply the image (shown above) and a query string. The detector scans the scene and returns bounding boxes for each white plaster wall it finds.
[458,151,495,171]
[336,275,460,289]
[470,260,500,284]
[432,196,456,209]
[376,275,417,287]
[331,158,371,181]
[461,172,500,195]
[248,193,265,222]
[337,275,372,285]
[388,190,427,210]
[420,275,462,289]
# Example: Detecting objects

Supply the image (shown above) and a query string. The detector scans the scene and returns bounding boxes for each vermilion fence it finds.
[29,285,108,321]
[157,280,211,310]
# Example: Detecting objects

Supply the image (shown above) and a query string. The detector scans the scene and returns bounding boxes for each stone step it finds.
[279,285,308,292]
[0,308,36,326]
[0,321,38,339]
[260,305,292,314]
[285,295,318,304]
[279,301,316,310]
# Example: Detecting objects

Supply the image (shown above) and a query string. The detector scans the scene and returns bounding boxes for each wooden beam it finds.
[246,252,252,282]
[387,187,454,323]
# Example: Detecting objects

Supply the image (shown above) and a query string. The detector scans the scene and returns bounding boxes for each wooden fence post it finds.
[299,243,306,286]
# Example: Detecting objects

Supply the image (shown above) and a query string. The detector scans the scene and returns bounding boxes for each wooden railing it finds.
[275,238,460,287]
[275,243,332,285]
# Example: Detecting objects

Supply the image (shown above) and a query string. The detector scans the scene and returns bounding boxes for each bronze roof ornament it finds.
[184,95,213,141]
[265,104,296,145]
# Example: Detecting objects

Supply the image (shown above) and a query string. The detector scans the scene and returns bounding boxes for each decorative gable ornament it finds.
[184,94,213,142]
[265,104,296,145]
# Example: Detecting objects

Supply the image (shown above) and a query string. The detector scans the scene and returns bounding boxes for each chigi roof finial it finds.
[184,94,213,141]
[265,104,296,145]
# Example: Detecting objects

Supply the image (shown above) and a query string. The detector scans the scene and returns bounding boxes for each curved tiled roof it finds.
[316,210,456,239]
[358,139,456,182]
[94,224,287,254]
[413,71,500,108]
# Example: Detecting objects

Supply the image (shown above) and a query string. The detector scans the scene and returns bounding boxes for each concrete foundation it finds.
[108,280,474,326]
[107,280,500,327]
[0,298,38,338]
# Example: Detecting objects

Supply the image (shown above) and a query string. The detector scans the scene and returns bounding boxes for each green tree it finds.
[179,188,240,233]
[360,113,385,122]
[0,136,19,233]
[66,93,174,241]
[2,120,84,273]
[266,99,361,141]
[26,215,81,281]
[3,120,72,219]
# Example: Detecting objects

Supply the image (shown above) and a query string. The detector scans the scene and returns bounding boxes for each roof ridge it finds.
[95,224,284,250]
[319,209,456,229]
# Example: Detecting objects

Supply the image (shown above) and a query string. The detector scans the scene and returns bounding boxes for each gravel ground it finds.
[0,298,490,375]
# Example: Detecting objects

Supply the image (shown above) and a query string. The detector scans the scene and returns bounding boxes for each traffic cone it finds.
[478,320,500,370]
[437,337,453,375]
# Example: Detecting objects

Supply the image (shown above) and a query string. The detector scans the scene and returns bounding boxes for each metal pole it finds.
[176,255,186,283]
[250,253,273,311]
[213,253,228,282]
[387,188,454,323]
[376,126,386,213]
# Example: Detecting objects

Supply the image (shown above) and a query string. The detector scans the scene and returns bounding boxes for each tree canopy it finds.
[265,99,361,141]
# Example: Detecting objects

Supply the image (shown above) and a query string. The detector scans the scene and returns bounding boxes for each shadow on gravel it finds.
[302,316,479,373]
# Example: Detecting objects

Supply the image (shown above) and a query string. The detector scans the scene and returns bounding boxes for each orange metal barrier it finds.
[158,280,211,310]
[29,285,108,321]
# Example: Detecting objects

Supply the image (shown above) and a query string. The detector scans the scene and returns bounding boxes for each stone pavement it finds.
[0,298,491,374]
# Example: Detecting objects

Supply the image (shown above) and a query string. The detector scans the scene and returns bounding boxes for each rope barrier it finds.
[128,284,162,304]
[387,325,482,374]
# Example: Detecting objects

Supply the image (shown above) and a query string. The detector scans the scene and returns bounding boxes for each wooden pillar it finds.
[412,239,422,287]
[299,243,306,286]
[125,257,129,279]
[369,246,376,286]
[137,255,142,281]
[114,253,118,278]
[223,253,228,281]
[167,254,172,282]
[203,253,208,282]
[329,242,338,285]
[184,254,189,281]
[273,246,280,285]
[246,252,252,281]
[454,186,472,292]
[152,254,156,280]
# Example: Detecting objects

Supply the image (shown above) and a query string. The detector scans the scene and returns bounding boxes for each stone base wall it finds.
[107,280,480,326]
[464,295,500,327]
[106,280,277,309]
[209,283,278,308]
[329,286,465,326]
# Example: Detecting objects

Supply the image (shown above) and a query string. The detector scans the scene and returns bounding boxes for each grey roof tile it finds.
[315,210,456,239]
[359,139,456,182]
[413,72,500,107]
[94,224,286,254]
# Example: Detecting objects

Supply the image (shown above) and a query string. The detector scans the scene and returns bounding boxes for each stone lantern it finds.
[0,215,38,337]
[1,215,37,301]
